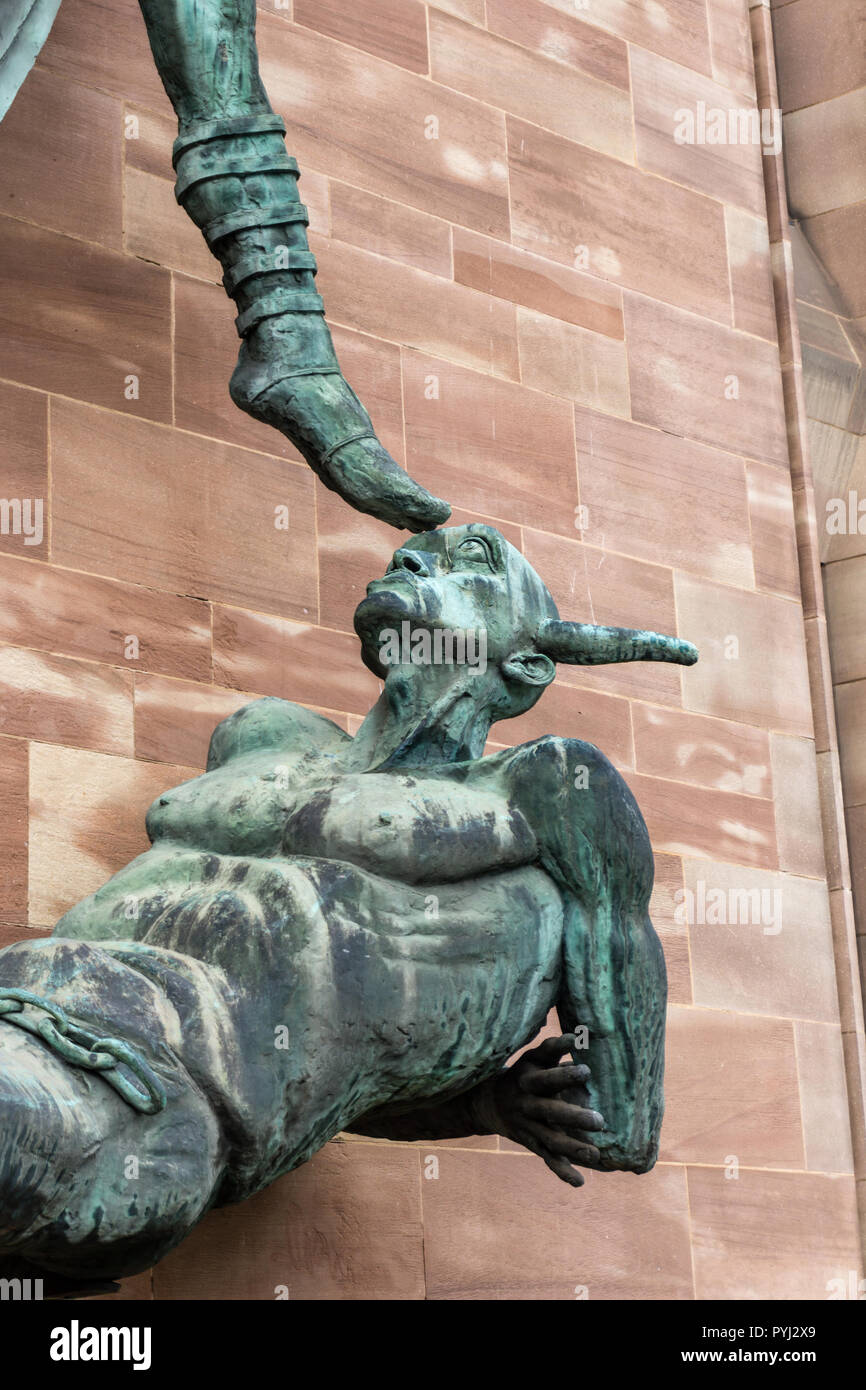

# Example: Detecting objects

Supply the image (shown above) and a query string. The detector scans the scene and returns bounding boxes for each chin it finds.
[353,590,408,674]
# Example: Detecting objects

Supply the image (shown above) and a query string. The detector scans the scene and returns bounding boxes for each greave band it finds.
[172,112,324,339]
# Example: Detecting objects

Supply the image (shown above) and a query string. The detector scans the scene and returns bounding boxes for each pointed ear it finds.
[501,649,556,689]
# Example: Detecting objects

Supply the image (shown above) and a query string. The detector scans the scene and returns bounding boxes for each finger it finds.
[509,1125,598,1177]
[521,1121,601,1166]
[522,1096,605,1133]
[504,1128,549,1164]
[523,1063,591,1096]
[532,1034,577,1066]
[542,1151,585,1188]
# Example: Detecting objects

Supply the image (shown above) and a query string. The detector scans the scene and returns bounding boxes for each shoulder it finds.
[492,736,654,894]
[206,697,350,770]
[492,735,619,793]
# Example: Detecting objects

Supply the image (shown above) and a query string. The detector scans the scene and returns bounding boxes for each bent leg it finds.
[137,0,449,532]
[0,937,225,1280]
[0,1023,223,1278]
[0,1024,222,1280]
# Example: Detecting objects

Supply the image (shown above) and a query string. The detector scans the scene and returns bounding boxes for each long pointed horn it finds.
[538,619,698,667]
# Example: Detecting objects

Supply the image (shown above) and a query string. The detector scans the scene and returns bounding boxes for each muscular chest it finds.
[283,771,536,882]
[148,758,537,884]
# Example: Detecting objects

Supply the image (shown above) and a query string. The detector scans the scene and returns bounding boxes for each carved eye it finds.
[456,537,491,564]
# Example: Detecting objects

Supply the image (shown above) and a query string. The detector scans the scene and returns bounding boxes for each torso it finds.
[50,702,567,1186]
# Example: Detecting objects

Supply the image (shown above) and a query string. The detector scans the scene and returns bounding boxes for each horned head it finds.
[355,523,698,694]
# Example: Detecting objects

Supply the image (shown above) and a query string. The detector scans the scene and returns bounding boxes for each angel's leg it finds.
[137,0,449,533]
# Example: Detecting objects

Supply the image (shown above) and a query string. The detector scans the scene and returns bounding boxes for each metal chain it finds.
[0,987,167,1115]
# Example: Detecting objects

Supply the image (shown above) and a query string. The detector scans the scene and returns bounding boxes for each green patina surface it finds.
[0,0,697,1292]
[0,0,62,123]
[138,0,451,532]
[0,526,695,1282]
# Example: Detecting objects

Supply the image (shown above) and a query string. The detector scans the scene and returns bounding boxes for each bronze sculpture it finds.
[4,0,450,531]
[0,525,696,1282]
[0,1,700,1291]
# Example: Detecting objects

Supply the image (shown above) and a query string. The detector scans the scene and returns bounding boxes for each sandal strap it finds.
[223,248,318,296]
[321,431,378,466]
[204,203,309,245]
[235,289,325,338]
[172,113,287,167]
[240,365,342,407]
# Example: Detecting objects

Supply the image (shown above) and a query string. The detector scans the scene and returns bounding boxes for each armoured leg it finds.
[137,0,450,532]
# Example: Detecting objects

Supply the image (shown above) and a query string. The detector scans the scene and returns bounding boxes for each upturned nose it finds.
[389,548,431,576]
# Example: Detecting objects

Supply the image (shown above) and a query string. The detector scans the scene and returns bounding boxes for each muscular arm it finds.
[515,738,667,1174]
[348,1086,498,1143]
